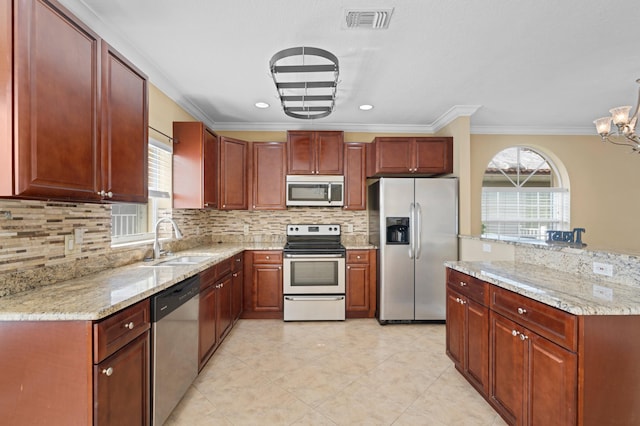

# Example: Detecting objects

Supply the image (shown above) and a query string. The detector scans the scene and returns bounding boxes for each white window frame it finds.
[481,146,570,241]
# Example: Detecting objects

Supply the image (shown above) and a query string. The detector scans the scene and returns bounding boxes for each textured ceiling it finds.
[59,0,639,134]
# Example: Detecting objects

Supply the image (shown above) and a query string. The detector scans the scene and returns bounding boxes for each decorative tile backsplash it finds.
[0,199,368,296]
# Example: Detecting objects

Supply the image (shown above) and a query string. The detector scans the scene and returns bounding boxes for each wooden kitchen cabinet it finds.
[219,136,248,210]
[346,249,377,318]
[446,269,490,396]
[173,121,219,209]
[0,0,148,202]
[287,130,344,175]
[343,143,367,210]
[242,250,283,319]
[231,253,244,323]
[251,141,287,210]
[369,137,453,176]
[490,311,577,426]
[100,41,148,203]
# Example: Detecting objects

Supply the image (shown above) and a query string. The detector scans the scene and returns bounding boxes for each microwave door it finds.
[290,183,329,202]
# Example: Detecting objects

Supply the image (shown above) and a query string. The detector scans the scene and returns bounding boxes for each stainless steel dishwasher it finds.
[151,275,199,426]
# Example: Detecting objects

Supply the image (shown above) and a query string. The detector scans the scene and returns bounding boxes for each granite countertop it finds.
[445,260,640,316]
[0,243,282,322]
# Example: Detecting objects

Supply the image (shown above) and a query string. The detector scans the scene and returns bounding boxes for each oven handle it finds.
[284,254,345,258]
[285,296,345,301]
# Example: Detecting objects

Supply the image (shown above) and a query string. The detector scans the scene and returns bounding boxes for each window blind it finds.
[149,139,172,199]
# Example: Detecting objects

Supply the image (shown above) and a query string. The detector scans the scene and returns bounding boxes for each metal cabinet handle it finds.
[517,308,527,315]
[519,334,529,341]
[233,273,238,277]
[266,256,270,260]
[102,367,113,376]
[512,330,519,337]
[356,255,361,259]
[459,281,467,287]
[347,266,351,269]
[124,322,134,330]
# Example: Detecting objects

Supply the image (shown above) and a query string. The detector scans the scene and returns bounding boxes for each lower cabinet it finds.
[242,250,283,319]
[346,249,377,318]
[490,311,577,426]
[94,332,150,426]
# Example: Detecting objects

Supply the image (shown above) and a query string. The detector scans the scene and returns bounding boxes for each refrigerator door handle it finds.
[409,202,415,259]
[415,202,422,259]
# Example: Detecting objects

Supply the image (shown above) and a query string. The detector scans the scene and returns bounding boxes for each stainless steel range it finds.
[283,224,346,321]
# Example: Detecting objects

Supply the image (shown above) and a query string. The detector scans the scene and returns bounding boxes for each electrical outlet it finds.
[593,285,613,301]
[593,262,613,277]
[482,243,492,253]
[347,224,354,233]
[64,234,76,255]
[243,224,250,234]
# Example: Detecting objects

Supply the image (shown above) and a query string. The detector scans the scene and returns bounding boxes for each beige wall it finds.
[470,134,640,255]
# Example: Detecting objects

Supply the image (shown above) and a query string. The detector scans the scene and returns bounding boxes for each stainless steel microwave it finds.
[285,175,344,207]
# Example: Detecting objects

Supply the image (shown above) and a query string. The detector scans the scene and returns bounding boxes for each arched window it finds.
[481,146,569,240]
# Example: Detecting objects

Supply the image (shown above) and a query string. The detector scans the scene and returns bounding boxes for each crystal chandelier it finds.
[593,78,640,152]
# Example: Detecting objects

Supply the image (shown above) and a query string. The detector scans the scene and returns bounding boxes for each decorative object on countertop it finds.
[269,46,339,119]
[546,227,586,247]
[593,78,640,152]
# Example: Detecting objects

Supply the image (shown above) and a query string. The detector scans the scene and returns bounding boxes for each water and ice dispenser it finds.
[386,217,409,244]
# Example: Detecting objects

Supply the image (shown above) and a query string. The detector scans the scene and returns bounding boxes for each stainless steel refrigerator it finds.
[368,178,458,323]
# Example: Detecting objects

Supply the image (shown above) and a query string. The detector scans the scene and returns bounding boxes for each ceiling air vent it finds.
[344,9,394,29]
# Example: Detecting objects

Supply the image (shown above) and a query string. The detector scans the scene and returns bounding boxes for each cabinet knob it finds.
[265,256,270,260]
[233,273,238,277]
[356,255,361,259]
[124,321,134,330]
[347,266,351,269]
[235,258,241,262]
[459,281,467,287]
[517,307,527,315]
[204,203,209,207]
[278,266,282,270]
[519,333,529,341]
[511,330,520,337]
[223,204,226,208]
[102,367,114,376]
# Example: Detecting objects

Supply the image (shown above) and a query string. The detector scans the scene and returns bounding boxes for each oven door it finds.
[283,254,346,294]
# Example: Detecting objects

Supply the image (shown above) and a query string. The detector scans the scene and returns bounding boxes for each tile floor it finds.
[166,319,508,425]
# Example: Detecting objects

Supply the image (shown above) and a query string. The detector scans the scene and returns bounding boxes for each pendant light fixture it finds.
[593,78,640,152]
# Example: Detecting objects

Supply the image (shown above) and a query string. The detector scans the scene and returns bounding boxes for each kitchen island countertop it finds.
[446,260,640,316]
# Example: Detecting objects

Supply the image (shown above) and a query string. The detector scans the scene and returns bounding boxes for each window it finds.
[111,138,172,244]
[481,146,569,240]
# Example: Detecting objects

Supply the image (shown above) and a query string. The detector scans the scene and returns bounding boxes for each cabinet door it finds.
[490,312,525,426]
[373,138,413,174]
[13,0,101,200]
[466,298,489,395]
[203,129,218,208]
[346,263,370,314]
[315,131,343,174]
[219,137,248,210]
[101,42,148,203]
[198,284,217,369]
[252,142,286,210]
[94,331,149,426]
[413,137,453,174]
[252,264,283,312]
[446,289,465,369]
[287,131,315,174]
[528,333,577,426]
[343,142,366,210]
[216,274,233,342]
[231,269,244,323]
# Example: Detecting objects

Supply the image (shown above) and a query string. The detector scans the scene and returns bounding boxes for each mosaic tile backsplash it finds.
[0,199,368,296]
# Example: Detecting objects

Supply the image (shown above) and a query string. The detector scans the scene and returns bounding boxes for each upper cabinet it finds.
[219,136,248,210]
[172,122,248,210]
[287,131,343,175]
[173,121,219,209]
[343,142,367,210]
[251,142,287,210]
[369,137,453,176]
[0,0,148,202]
[100,42,148,203]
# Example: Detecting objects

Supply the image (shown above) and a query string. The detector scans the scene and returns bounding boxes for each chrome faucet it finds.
[153,217,183,259]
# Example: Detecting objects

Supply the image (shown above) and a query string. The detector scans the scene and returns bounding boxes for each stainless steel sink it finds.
[149,255,212,267]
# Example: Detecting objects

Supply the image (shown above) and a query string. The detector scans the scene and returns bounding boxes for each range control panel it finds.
[286,224,341,236]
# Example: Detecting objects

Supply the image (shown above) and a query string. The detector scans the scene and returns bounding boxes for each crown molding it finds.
[470,125,596,136]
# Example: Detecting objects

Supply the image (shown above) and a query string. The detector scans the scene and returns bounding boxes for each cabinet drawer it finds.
[252,251,282,264]
[231,253,243,272]
[447,269,489,306]
[217,257,232,277]
[490,286,577,351]
[200,265,217,290]
[94,299,150,363]
[347,250,370,264]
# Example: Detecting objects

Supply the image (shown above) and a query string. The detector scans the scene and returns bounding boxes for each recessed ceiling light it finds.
[359,104,374,111]
[255,102,270,109]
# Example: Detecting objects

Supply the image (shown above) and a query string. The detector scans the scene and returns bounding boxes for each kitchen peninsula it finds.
[446,237,640,426]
